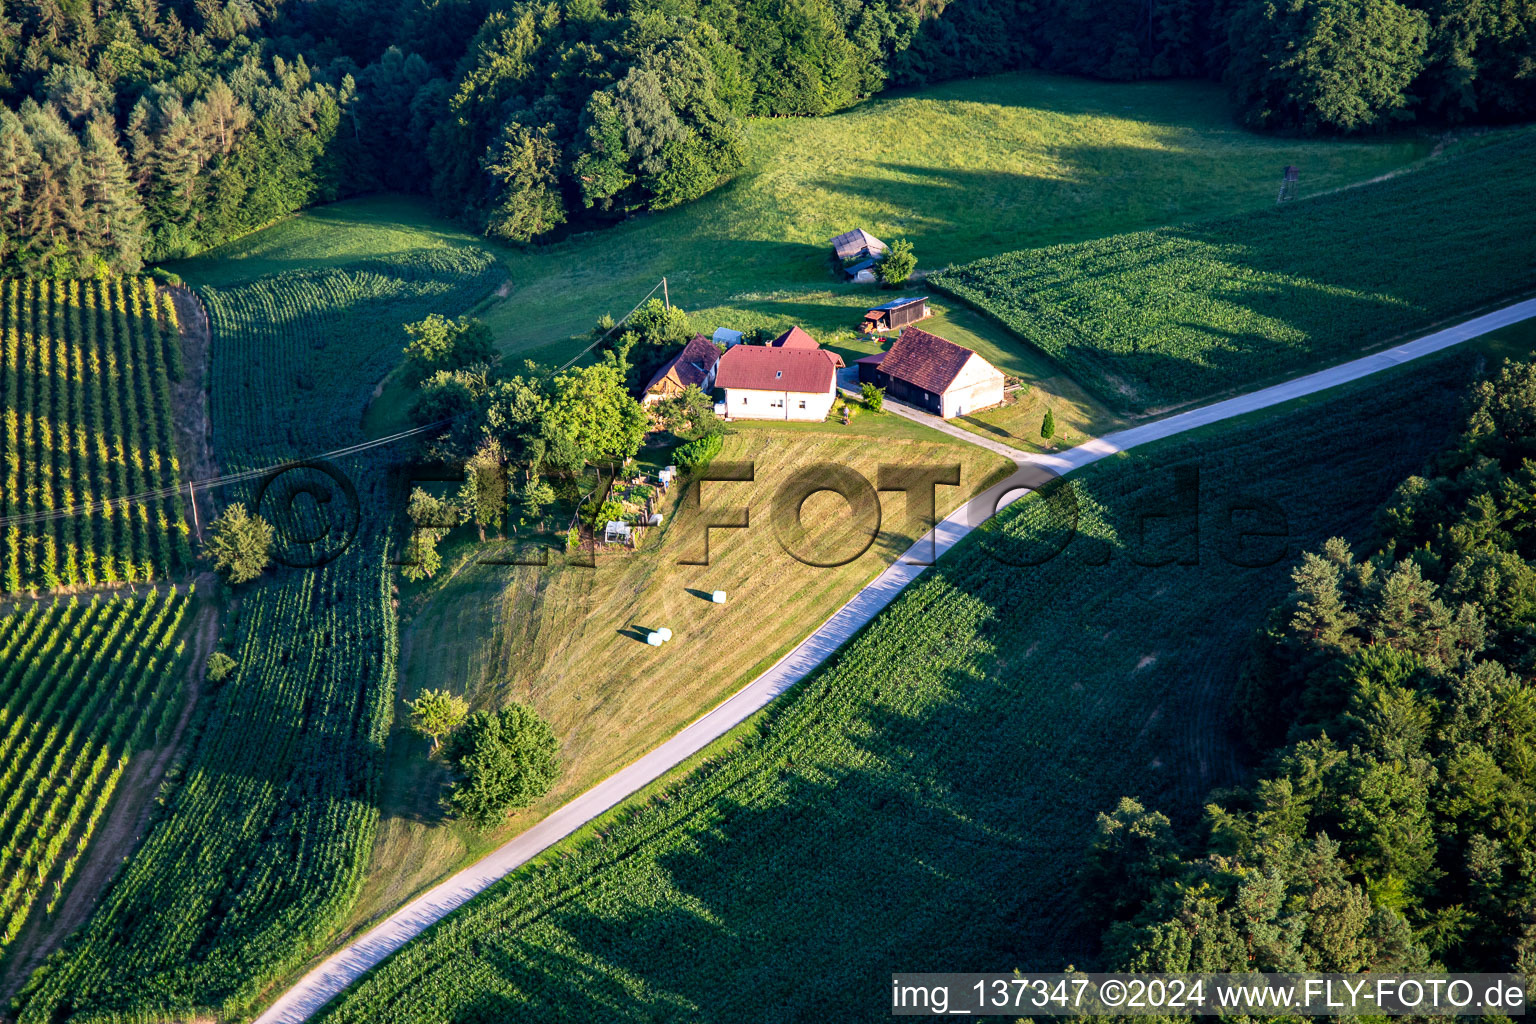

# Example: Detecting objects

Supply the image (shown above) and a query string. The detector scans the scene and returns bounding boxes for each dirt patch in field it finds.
[0,583,220,1001]
[167,287,219,537]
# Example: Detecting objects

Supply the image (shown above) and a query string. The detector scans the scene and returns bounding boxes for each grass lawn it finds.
[316,333,1498,1024]
[170,71,1441,442]
[338,423,1012,939]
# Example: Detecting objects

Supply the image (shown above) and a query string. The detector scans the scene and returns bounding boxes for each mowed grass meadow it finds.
[315,346,1489,1024]
[933,128,1536,415]
[170,71,1440,441]
[345,420,1012,935]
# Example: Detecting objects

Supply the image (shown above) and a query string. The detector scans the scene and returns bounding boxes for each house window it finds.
[740,396,747,404]
[775,370,783,379]
[798,400,807,409]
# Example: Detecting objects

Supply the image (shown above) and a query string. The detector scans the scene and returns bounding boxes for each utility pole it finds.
[662,276,669,310]
[188,480,202,543]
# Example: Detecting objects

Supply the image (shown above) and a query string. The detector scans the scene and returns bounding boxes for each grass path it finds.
[252,297,1536,1024]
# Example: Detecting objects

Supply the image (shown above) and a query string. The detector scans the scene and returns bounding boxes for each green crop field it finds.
[0,589,189,956]
[931,129,1536,415]
[314,351,1480,1023]
[1,278,190,593]
[202,250,502,462]
[12,250,499,1023]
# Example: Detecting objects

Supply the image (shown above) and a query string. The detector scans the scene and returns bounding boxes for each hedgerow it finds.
[314,354,1478,1021]
[0,277,191,593]
[931,132,1536,414]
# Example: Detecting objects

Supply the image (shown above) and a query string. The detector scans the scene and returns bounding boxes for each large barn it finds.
[868,326,1005,419]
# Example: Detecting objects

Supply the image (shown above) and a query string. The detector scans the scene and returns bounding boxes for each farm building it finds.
[869,326,1005,419]
[854,351,885,385]
[769,326,845,366]
[770,325,820,349]
[843,260,878,283]
[713,327,743,347]
[861,296,929,333]
[715,345,840,421]
[640,334,720,406]
[831,229,887,282]
[830,229,886,262]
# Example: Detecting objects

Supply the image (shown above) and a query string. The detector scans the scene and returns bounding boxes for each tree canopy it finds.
[1,0,1531,270]
[1090,359,1536,975]
[442,703,560,829]
[403,315,499,386]
[205,503,272,585]
[407,689,470,753]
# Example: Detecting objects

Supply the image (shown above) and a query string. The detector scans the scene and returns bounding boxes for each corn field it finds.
[0,588,189,958]
[14,250,497,1023]
[931,131,1536,414]
[0,277,191,594]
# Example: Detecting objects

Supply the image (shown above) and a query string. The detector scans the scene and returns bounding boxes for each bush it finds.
[1041,408,1056,439]
[206,503,273,585]
[675,433,724,472]
[877,239,916,286]
[581,497,625,528]
[206,652,238,684]
[443,704,560,829]
[861,382,885,413]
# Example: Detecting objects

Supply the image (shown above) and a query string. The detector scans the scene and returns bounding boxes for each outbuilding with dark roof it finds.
[871,326,1005,419]
[861,296,929,333]
[829,229,887,263]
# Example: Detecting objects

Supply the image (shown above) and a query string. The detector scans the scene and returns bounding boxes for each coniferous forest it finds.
[1,0,1534,276]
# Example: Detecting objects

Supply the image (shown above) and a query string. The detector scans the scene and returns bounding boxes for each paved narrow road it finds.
[256,298,1536,1024]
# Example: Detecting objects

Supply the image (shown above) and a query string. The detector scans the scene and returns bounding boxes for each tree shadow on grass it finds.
[324,364,1480,1024]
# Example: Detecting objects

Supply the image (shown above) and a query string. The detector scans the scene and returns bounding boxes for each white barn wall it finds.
[938,354,1005,418]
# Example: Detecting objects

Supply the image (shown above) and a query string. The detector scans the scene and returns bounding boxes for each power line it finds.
[0,422,448,530]
[0,277,673,531]
[555,278,667,372]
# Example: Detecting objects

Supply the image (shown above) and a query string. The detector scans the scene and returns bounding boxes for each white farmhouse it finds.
[715,343,841,421]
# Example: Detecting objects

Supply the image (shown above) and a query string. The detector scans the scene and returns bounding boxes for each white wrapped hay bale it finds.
[658,627,673,641]
[711,590,727,604]
[646,631,664,647]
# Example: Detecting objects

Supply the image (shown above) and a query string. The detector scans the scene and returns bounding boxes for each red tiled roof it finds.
[715,345,837,393]
[879,326,979,394]
[770,325,820,350]
[642,334,719,395]
[854,352,886,365]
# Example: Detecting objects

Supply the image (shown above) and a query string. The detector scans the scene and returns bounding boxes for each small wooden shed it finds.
[829,229,887,263]
[861,297,929,333]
